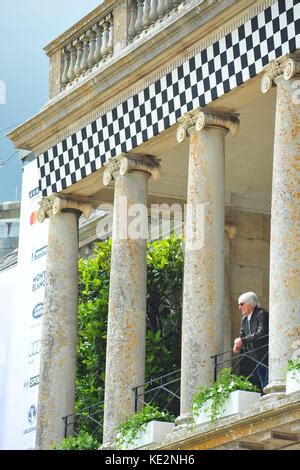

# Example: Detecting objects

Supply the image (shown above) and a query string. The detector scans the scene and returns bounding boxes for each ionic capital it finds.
[38,194,93,222]
[261,55,300,94]
[103,153,160,186]
[177,108,239,142]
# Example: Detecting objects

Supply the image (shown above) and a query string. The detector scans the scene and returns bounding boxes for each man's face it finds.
[238,301,253,315]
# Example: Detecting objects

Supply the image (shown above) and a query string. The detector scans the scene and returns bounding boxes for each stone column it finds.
[35,195,92,450]
[176,109,239,420]
[102,154,160,446]
[261,54,300,398]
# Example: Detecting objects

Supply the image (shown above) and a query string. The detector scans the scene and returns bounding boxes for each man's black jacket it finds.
[240,305,269,366]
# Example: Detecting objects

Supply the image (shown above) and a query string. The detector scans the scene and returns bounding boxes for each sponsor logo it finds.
[32,246,47,261]
[29,187,39,199]
[28,340,41,358]
[32,271,46,292]
[29,210,39,226]
[32,303,43,319]
[23,405,37,434]
[23,427,36,435]
[27,405,37,425]
[24,375,39,389]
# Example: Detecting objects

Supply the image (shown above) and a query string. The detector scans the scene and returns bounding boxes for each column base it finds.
[99,441,116,450]
[260,381,286,402]
[175,412,192,428]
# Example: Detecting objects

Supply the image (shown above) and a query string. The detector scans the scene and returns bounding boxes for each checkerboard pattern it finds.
[38,0,299,196]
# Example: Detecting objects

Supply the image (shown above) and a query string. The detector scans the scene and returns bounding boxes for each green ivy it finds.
[191,368,259,423]
[54,431,100,450]
[287,358,300,371]
[114,404,175,449]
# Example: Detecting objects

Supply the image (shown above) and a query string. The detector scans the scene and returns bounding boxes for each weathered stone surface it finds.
[265,59,300,396]
[179,109,239,415]
[230,264,264,297]
[36,212,79,450]
[103,155,159,445]
[231,209,264,240]
[231,238,269,269]
[36,195,92,450]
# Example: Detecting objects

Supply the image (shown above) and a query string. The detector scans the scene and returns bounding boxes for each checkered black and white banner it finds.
[38,0,299,196]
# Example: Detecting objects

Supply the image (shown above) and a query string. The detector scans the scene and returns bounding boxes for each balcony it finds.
[46,0,233,101]
[64,344,300,450]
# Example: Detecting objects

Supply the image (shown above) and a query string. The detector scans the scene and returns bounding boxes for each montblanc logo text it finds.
[32,271,46,292]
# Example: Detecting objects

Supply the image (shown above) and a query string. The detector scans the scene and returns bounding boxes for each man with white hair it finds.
[233,292,269,392]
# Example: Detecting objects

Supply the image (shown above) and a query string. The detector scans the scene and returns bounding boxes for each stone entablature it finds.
[9,1,296,155]
[18,0,296,199]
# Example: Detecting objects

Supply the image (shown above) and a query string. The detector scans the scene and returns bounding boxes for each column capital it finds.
[176,108,239,143]
[38,194,93,223]
[102,153,160,186]
[261,54,300,94]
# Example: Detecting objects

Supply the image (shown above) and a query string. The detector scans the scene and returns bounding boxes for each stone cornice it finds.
[38,194,93,222]
[103,153,161,186]
[177,108,240,142]
[261,54,300,94]
[7,0,269,154]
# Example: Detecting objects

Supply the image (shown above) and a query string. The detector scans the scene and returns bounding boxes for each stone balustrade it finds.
[128,0,186,40]
[45,0,193,98]
[61,12,113,88]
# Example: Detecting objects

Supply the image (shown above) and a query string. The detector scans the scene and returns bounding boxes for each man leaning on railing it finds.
[233,291,269,393]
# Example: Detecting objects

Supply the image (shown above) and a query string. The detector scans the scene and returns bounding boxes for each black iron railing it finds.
[63,337,269,438]
[211,334,269,389]
[62,400,104,440]
[133,368,181,416]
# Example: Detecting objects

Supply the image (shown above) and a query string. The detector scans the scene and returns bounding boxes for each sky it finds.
[0,0,102,202]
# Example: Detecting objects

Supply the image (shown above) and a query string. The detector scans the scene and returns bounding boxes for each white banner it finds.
[0,158,48,449]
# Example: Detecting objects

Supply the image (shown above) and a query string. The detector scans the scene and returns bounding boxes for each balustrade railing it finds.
[46,0,194,97]
[61,12,113,88]
[128,0,186,40]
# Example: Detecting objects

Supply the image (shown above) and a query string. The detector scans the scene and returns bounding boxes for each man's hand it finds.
[233,337,243,354]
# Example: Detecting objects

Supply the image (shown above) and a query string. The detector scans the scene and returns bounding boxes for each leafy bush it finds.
[54,431,100,450]
[191,368,259,423]
[74,236,183,442]
[115,404,174,449]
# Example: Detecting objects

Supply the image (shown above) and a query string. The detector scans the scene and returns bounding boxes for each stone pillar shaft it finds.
[262,56,300,396]
[102,154,160,445]
[35,195,92,450]
[177,109,239,416]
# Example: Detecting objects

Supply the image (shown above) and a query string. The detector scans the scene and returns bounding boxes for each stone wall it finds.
[229,209,270,342]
